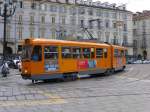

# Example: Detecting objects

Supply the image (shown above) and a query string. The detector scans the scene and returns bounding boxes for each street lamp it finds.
[0,0,17,61]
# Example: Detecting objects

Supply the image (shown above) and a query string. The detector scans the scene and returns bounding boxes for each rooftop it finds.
[31,0,131,12]
[133,10,150,20]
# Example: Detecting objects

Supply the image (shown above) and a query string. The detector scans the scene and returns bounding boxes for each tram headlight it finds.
[24,70,28,73]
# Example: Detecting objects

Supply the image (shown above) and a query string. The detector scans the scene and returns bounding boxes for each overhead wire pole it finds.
[81,19,100,40]
[82,27,95,40]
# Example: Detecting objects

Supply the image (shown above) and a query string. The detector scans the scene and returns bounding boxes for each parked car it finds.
[127,59,134,64]
[6,57,21,69]
[133,60,142,64]
[142,60,150,64]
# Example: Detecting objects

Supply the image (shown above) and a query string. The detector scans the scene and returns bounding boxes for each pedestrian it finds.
[1,61,9,77]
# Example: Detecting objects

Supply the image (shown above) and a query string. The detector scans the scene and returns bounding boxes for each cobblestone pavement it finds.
[0,64,150,112]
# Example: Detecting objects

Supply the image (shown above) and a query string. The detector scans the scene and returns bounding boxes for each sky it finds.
[93,0,150,12]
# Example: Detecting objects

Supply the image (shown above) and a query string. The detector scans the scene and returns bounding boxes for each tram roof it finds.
[28,38,111,47]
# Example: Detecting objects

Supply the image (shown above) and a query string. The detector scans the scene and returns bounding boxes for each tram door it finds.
[60,47,76,72]
[96,48,105,69]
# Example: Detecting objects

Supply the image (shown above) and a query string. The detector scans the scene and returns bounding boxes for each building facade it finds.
[133,11,150,59]
[0,0,133,56]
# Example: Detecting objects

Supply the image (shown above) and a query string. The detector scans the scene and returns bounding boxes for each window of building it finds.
[96,10,102,16]
[105,32,110,43]
[113,22,117,28]
[41,16,45,24]
[62,47,72,58]
[30,16,34,25]
[96,48,103,58]
[70,17,76,25]
[123,24,127,31]
[88,8,93,15]
[40,4,46,11]
[105,11,109,18]
[52,30,56,39]
[50,5,57,12]
[89,20,93,29]
[97,31,102,41]
[83,48,90,58]
[133,21,136,25]
[133,29,136,36]
[51,16,55,24]
[31,46,42,61]
[59,5,67,13]
[123,13,127,20]
[97,20,102,29]
[62,17,66,25]
[112,12,117,18]
[80,20,84,28]
[70,7,76,15]
[72,48,81,59]
[44,46,58,59]
[78,7,85,15]
[41,29,45,38]
[31,2,36,9]
[18,15,23,24]
[19,1,23,8]
[105,20,109,28]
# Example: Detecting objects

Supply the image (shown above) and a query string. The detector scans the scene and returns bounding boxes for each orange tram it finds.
[21,38,127,82]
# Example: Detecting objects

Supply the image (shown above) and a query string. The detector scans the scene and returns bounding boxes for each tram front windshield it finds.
[22,45,32,60]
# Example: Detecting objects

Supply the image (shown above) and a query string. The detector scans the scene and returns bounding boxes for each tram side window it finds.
[72,48,81,59]
[91,48,95,58]
[121,50,124,57]
[114,49,118,57]
[62,47,72,58]
[44,46,58,59]
[83,48,90,58]
[31,45,42,61]
[96,48,103,58]
[125,50,128,57]
[118,50,121,57]
[104,48,108,58]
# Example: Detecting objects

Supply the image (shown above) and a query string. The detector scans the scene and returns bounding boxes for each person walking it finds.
[1,61,9,77]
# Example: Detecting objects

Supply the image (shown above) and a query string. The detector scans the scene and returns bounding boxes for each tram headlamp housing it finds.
[24,70,28,74]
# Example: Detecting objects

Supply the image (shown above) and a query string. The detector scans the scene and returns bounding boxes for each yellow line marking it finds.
[118,76,150,82]
[0,99,66,107]
[0,89,67,107]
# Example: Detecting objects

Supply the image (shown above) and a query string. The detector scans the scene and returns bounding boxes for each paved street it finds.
[0,64,150,112]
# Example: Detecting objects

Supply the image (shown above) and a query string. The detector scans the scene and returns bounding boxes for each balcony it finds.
[123,42,133,47]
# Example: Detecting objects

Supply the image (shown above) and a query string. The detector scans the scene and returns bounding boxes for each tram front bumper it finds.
[21,73,31,80]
